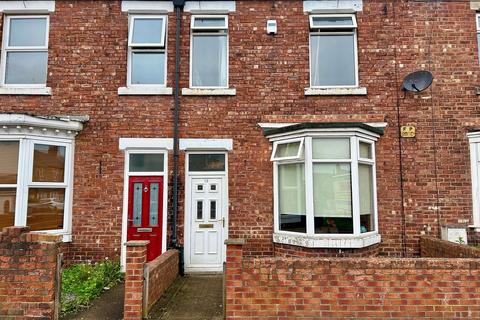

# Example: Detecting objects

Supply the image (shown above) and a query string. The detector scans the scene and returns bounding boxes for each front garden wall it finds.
[0,227,62,319]
[225,241,480,319]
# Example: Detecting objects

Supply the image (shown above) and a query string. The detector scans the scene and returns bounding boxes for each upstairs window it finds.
[128,15,167,86]
[190,15,228,88]
[1,15,49,86]
[477,14,480,63]
[309,14,358,88]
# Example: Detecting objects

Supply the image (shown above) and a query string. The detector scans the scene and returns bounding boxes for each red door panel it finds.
[127,176,163,262]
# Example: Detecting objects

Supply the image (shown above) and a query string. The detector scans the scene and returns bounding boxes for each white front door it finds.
[188,177,225,271]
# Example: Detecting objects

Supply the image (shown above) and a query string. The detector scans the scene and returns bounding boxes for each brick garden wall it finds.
[225,242,480,319]
[420,236,480,258]
[144,250,179,314]
[0,227,62,320]
[1,0,480,263]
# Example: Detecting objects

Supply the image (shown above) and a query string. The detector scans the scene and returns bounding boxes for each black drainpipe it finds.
[172,0,185,274]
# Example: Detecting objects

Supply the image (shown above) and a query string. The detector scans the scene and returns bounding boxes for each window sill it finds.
[31,230,72,242]
[0,87,52,95]
[304,87,367,96]
[181,88,236,96]
[118,86,173,96]
[273,232,381,248]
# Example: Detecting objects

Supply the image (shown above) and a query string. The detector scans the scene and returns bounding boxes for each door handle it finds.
[215,217,225,228]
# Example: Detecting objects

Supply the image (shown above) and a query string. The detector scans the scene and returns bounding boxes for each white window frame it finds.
[270,130,379,248]
[270,137,304,161]
[0,135,74,238]
[127,14,168,88]
[308,14,359,89]
[189,14,229,89]
[0,14,50,88]
[468,132,480,228]
[477,14,480,64]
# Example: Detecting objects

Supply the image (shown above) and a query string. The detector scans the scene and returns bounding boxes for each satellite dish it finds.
[402,70,433,92]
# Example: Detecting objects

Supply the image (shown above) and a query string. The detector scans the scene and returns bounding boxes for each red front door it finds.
[127,176,163,262]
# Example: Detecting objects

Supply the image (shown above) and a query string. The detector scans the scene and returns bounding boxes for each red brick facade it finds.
[0,0,480,264]
[420,236,480,258]
[0,227,61,320]
[225,242,480,319]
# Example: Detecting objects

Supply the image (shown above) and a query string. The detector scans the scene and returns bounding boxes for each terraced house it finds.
[2,0,480,318]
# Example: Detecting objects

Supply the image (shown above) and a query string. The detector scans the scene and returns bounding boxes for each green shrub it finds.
[61,260,124,315]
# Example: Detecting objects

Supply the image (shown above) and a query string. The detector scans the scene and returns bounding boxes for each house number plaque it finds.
[401,126,416,138]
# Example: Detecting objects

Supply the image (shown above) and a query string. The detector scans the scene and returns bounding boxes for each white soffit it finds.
[185,1,236,13]
[180,138,233,151]
[119,138,174,150]
[121,1,174,13]
[303,0,362,13]
[0,113,84,132]
[0,1,55,13]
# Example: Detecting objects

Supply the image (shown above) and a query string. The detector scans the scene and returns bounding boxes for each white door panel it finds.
[190,177,224,266]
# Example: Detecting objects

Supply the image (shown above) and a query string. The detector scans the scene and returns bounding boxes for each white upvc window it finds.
[127,15,167,86]
[271,130,379,248]
[0,137,73,236]
[309,14,359,88]
[0,15,49,86]
[477,14,480,64]
[190,15,228,88]
[468,132,480,228]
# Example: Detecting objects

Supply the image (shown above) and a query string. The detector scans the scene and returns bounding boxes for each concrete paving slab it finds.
[148,275,223,320]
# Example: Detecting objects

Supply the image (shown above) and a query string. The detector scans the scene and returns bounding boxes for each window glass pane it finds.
[9,18,47,47]
[0,141,19,184]
[0,188,16,229]
[131,52,165,85]
[27,188,64,231]
[149,183,159,226]
[33,144,65,183]
[278,163,306,233]
[132,18,164,44]
[193,17,226,28]
[196,201,203,220]
[189,154,225,172]
[132,182,142,227]
[311,34,355,87]
[313,163,353,234]
[311,16,354,27]
[210,200,217,220]
[275,141,300,158]
[359,142,372,159]
[312,138,350,159]
[5,52,48,84]
[359,164,374,232]
[129,154,164,172]
[192,35,227,87]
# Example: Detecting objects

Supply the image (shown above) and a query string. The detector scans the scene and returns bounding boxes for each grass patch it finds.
[61,260,124,316]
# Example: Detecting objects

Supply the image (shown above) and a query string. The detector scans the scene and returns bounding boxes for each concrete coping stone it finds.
[225,238,246,245]
[125,240,150,247]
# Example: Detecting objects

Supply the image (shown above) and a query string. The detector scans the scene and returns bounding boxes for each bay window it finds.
[268,124,381,248]
[0,138,72,232]
[0,113,83,239]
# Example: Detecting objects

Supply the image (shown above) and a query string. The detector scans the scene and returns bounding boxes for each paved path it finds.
[63,282,124,320]
[148,275,224,320]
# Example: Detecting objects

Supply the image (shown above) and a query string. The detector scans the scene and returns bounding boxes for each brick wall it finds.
[144,250,179,314]
[0,0,480,262]
[124,242,179,319]
[420,236,480,258]
[225,241,480,319]
[124,241,148,320]
[0,227,62,320]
